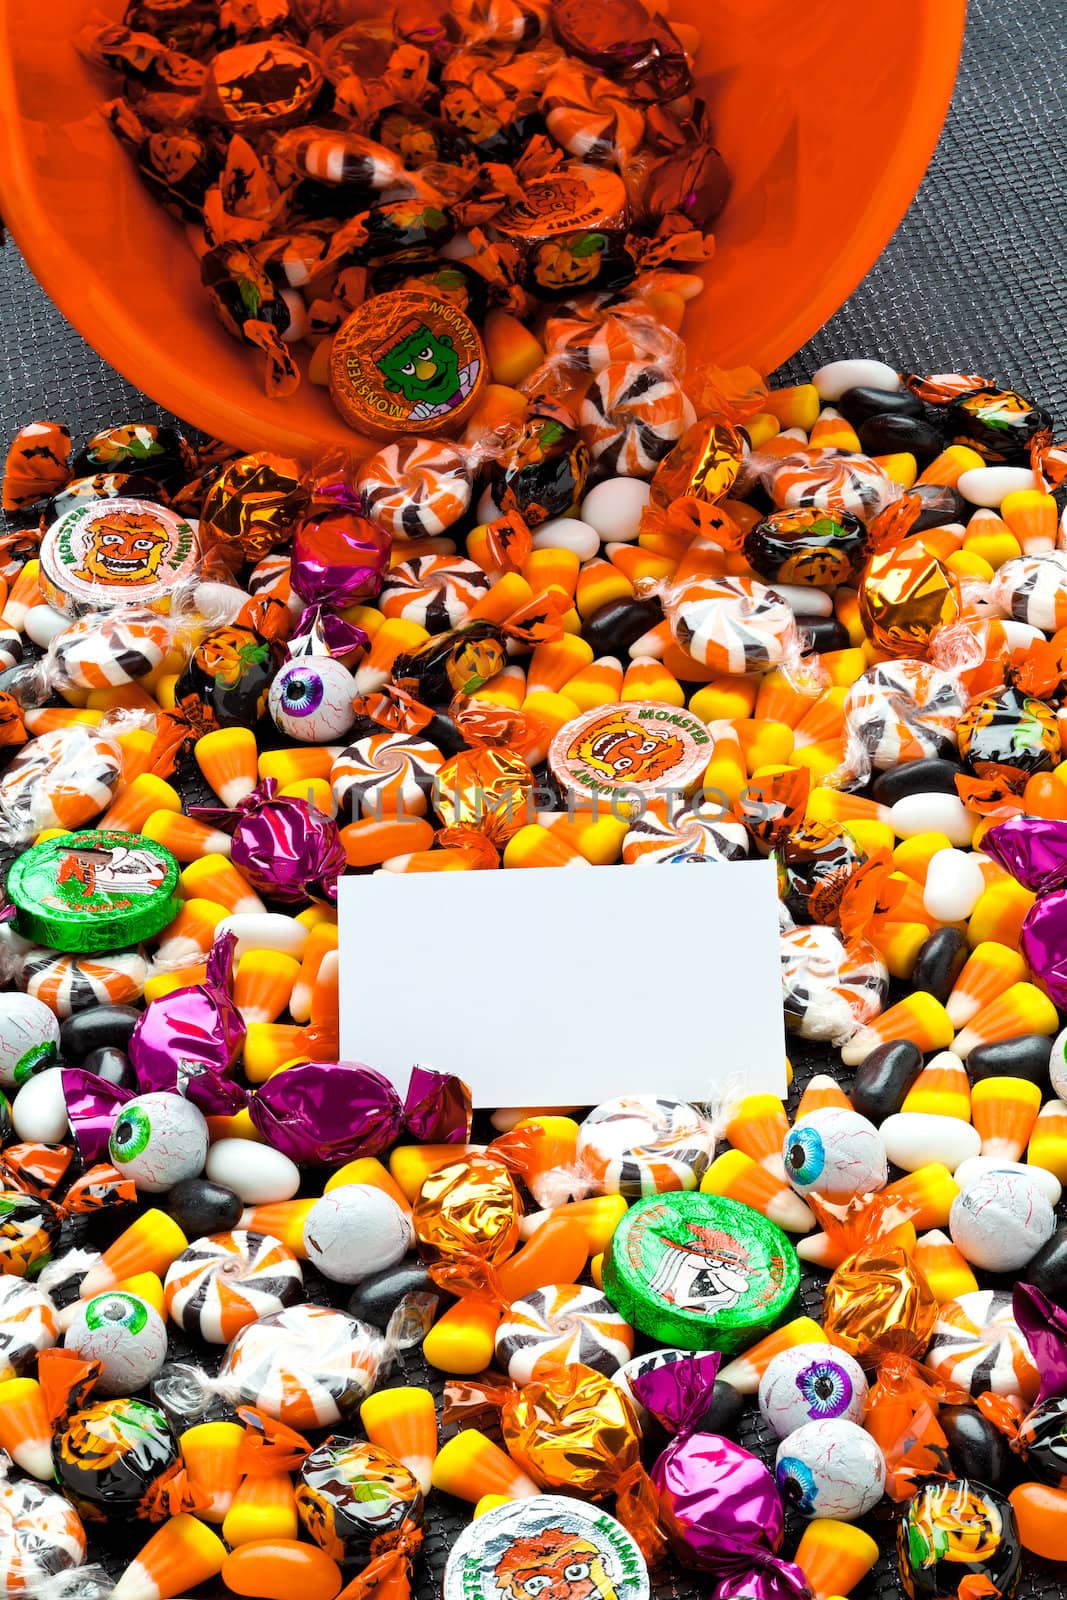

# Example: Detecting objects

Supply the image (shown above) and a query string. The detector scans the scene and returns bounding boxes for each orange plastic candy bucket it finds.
[0,0,964,456]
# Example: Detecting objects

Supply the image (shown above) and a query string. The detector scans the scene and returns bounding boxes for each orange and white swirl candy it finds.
[379,554,491,631]
[664,574,801,674]
[843,660,967,771]
[495,1284,634,1383]
[0,726,122,838]
[164,1230,304,1345]
[765,449,898,523]
[577,1095,715,1197]
[622,798,749,864]
[989,552,1067,632]
[356,439,472,539]
[541,62,644,162]
[330,733,446,821]
[219,1304,383,1427]
[924,1289,1039,1400]
[582,362,696,478]
[0,1278,58,1379]
[0,1478,85,1591]
[47,607,171,689]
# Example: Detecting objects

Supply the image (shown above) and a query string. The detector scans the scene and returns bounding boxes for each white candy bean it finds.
[889,793,978,847]
[879,1112,981,1174]
[812,360,901,401]
[12,1067,69,1144]
[217,914,308,960]
[768,584,833,617]
[922,848,986,922]
[957,466,1037,507]
[532,518,601,560]
[206,1138,300,1204]
[580,477,651,542]
[23,606,69,649]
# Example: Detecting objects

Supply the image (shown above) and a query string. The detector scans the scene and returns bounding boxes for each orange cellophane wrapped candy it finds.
[434,704,537,848]
[412,1154,521,1266]
[1,422,72,512]
[864,1355,970,1501]
[823,1242,938,1367]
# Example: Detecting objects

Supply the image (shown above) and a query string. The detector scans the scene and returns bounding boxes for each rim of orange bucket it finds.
[0,0,966,453]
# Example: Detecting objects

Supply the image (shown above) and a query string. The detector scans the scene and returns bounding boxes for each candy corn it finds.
[234,949,300,1026]
[238,1200,316,1257]
[911,1229,979,1302]
[112,1513,227,1600]
[179,1420,244,1523]
[100,772,181,833]
[795,1073,852,1119]
[716,1316,828,1393]
[901,1051,972,1121]
[423,1297,501,1375]
[1027,1099,1067,1182]
[142,810,234,862]
[840,992,954,1066]
[79,1209,188,1299]
[951,982,1059,1059]
[324,1157,411,1213]
[945,940,1029,1028]
[361,1386,438,1494]
[222,1472,300,1546]
[794,1519,879,1599]
[431,1428,538,1502]
[154,897,230,967]
[723,1093,789,1178]
[180,855,265,916]
[970,1075,1042,1160]
[883,1164,960,1231]
[0,1377,52,1477]
[700,1150,814,1233]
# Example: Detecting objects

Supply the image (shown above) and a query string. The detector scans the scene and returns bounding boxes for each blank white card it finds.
[337,859,785,1109]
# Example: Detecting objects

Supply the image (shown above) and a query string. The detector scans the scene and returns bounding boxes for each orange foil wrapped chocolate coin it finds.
[329,290,486,439]
[203,42,324,129]
[823,1243,938,1367]
[200,452,309,564]
[858,543,961,658]
[412,1155,521,1266]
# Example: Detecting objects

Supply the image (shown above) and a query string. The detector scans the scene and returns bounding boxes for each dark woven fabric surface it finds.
[2,0,1067,1596]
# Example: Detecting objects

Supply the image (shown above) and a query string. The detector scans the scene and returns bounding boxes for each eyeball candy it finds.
[296,1437,424,1566]
[268,655,357,741]
[780,926,888,1044]
[949,1169,1055,1271]
[302,1186,412,1284]
[108,1092,210,1194]
[64,1292,169,1396]
[0,995,60,1088]
[775,1419,885,1520]
[576,1095,715,1197]
[0,1476,86,1590]
[219,1304,384,1426]
[53,1396,178,1523]
[758,1343,869,1439]
[0,1275,59,1376]
[897,1480,1021,1600]
[782,1106,888,1198]
[164,1230,304,1344]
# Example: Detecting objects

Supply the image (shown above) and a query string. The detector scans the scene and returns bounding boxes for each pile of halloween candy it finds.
[1,339,1067,1600]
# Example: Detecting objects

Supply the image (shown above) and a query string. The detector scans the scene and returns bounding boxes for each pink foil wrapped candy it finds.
[984,815,1067,894]
[1020,889,1067,1008]
[61,1068,133,1166]
[192,778,346,905]
[632,1354,808,1597]
[129,933,245,1095]
[289,458,391,656]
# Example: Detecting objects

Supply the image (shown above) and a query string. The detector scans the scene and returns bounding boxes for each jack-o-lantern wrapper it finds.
[491,164,635,299]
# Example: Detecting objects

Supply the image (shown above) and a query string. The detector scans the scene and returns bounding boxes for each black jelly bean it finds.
[59,1004,141,1064]
[347,1259,445,1330]
[966,1034,1052,1089]
[582,597,663,658]
[701,1379,744,1439]
[801,617,850,654]
[939,1405,1010,1488]
[1025,1226,1067,1305]
[858,414,945,463]
[836,386,925,428]
[81,1046,135,1090]
[851,1039,924,1122]
[911,927,970,1003]
[871,758,963,805]
[164,1177,243,1239]
[911,483,966,531]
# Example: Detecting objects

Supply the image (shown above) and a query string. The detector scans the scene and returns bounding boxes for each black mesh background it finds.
[1,0,1067,1595]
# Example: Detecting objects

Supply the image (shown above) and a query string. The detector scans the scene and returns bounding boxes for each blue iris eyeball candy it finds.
[782,1106,888,1198]
[268,656,357,742]
[758,1342,869,1439]
[64,1291,169,1396]
[0,994,60,1088]
[108,1092,210,1194]
[775,1418,886,1520]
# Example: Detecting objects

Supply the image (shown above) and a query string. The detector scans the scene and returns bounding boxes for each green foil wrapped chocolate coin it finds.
[6,830,180,954]
[602,1192,799,1353]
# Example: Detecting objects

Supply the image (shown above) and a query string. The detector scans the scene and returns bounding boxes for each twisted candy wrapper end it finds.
[1020,889,1067,1009]
[1013,1283,1067,1403]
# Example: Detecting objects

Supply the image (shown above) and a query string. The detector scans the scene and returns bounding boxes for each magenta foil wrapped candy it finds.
[1014,1284,1067,1404]
[1020,889,1067,1008]
[186,1060,471,1166]
[61,1068,133,1166]
[984,815,1067,894]
[632,1353,805,1596]
[129,932,245,1094]
[192,778,346,905]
